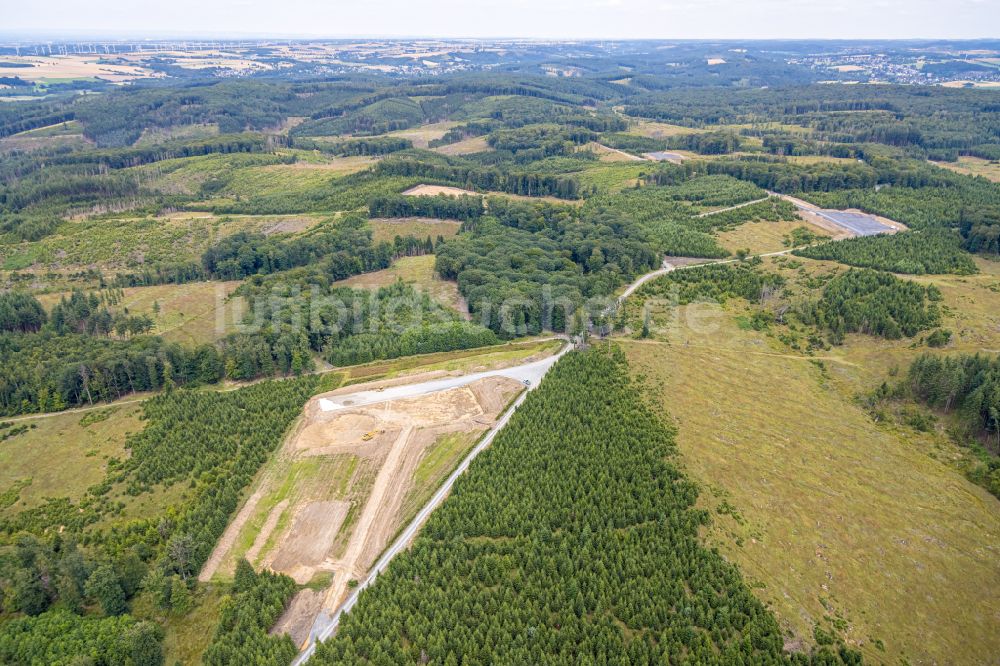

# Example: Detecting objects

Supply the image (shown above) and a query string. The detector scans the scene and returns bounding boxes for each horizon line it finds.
[2,32,999,43]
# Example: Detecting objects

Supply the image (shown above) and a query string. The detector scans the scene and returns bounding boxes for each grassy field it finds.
[717,219,831,255]
[132,581,226,666]
[368,217,461,244]
[766,253,1000,396]
[576,162,655,193]
[139,152,294,196]
[386,121,459,148]
[397,429,484,526]
[0,131,89,153]
[14,120,85,138]
[933,156,1000,182]
[35,280,243,345]
[0,120,88,151]
[0,404,144,512]
[617,248,1000,664]
[331,254,465,313]
[627,119,704,138]
[579,142,644,162]
[219,158,376,200]
[0,211,328,275]
[432,135,490,156]
[124,280,242,345]
[622,309,1000,665]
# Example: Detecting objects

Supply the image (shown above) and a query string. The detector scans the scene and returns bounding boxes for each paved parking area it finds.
[814,210,893,236]
[644,151,686,162]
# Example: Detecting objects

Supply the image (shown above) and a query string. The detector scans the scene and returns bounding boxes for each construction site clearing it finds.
[198,364,531,647]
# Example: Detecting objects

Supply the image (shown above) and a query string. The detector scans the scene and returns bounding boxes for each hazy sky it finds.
[4,0,998,40]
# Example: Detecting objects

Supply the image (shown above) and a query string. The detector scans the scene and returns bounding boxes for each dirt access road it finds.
[290,342,571,664]
[696,196,770,218]
[293,246,819,663]
[316,352,564,414]
[287,246,827,656]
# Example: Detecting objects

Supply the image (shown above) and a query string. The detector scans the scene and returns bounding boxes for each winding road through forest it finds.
[293,242,815,662]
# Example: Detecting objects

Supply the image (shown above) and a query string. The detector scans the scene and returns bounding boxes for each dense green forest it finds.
[635,261,785,306]
[311,348,861,664]
[582,178,794,258]
[236,271,499,366]
[435,215,656,335]
[368,193,484,221]
[794,230,979,275]
[622,85,999,160]
[202,561,298,666]
[0,610,163,666]
[801,178,1000,257]
[897,353,1000,498]
[201,215,404,281]
[0,327,224,414]
[796,269,941,343]
[0,375,327,662]
[1,42,998,666]
[906,353,1000,444]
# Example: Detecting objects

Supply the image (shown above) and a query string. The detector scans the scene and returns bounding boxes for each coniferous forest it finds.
[312,348,862,665]
[0,35,998,666]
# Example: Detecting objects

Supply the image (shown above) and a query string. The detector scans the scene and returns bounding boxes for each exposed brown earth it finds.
[204,369,523,646]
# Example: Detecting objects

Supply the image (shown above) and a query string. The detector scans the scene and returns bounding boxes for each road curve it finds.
[292,245,807,663]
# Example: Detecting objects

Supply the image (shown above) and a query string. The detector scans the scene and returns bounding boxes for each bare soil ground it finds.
[581,142,646,162]
[204,367,524,647]
[402,184,478,197]
[269,500,350,582]
[272,589,325,647]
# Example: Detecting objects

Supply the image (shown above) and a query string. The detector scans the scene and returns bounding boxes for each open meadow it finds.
[2,39,999,666]
[623,307,1000,664]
